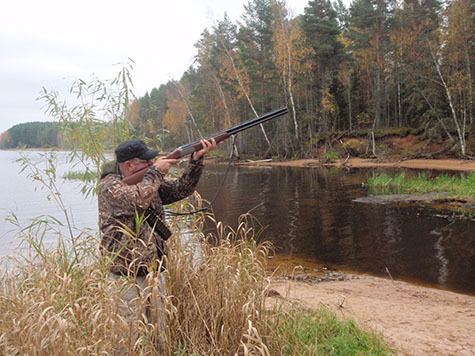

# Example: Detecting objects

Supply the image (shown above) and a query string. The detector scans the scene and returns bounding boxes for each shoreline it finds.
[234,157,475,172]
[5,149,475,172]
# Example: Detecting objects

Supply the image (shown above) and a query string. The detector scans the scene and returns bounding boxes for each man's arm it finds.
[158,138,216,205]
[159,156,204,205]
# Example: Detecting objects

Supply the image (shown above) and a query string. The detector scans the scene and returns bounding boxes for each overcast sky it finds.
[0,0,315,134]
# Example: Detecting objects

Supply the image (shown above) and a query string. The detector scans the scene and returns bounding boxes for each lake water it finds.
[1,150,474,295]
[0,150,98,258]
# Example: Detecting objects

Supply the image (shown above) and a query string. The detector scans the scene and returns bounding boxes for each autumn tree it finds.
[271,0,314,147]
[213,12,273,152]
[163,86,189,144]
[441,0,474,126]
[431,0,474,155]
[194,17,248,154]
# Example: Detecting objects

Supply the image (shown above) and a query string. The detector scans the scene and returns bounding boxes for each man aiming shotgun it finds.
[122,107,289,185]
[97,107,288,329]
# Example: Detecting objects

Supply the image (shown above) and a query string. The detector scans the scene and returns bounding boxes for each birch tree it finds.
[271,0,314,140]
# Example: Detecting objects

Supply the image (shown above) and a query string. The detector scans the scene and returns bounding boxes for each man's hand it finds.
[153,157,179,174]
[192,138,218,160]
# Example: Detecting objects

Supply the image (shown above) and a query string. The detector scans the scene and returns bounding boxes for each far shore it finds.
[4,148,474,172]
[233,157,475,172]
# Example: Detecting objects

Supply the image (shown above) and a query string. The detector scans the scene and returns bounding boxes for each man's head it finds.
[115,139,158,177]
[115,139,158,163]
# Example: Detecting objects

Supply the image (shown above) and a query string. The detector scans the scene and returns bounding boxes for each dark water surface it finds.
[197,165,475,295]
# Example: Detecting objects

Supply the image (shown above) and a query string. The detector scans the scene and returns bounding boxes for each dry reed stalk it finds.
[0,192,282,355]
[0,229,162,356]
[162,207,273,356]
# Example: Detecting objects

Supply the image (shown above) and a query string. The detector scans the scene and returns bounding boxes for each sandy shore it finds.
[239,157,475,172]
[270,275,475,356]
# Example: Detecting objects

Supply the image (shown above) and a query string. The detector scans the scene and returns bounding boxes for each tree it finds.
[215,12,273,151]
[272,0,314,142]
[301,0,344,133]
[426,0,474,155]
[163,86,190,143]
[346,0,390,128]
[441,0,474,126]
[238,0,279,113]
[389,0,442,128]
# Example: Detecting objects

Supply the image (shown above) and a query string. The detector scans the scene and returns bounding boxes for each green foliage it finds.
[267,307,395,356]
[356,112,371,128]
[301,0,344,70]
[367,172,475,199]
[323,149,341,163]
[38,59,136,197]
[62,170,98,181]
[0,122,58,149]
[342,138,366,155]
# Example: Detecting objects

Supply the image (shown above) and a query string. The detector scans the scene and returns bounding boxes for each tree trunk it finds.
[429,44,466,155]
[220,40,272,149]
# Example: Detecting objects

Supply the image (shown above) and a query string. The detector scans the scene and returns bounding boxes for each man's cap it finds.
[115,139,159,163]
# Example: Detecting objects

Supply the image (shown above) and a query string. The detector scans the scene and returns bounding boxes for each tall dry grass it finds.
[0,195,274,356]
[1,195,394,355]
[164,211,272,355]
[0,229,155,355]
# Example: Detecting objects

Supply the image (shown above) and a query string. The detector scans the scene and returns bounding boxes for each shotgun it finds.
[123,107,288,185]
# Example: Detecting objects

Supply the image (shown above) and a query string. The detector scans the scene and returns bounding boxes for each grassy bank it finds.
[367,172,475,199]
[0,198,395,355]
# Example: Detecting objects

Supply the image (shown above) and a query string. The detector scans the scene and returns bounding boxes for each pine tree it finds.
[238,0,279,113]
[300,0,344,132]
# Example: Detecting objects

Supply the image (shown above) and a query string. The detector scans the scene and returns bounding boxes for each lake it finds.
[1,150,473,295]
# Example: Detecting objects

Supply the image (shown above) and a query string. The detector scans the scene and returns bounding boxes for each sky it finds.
[0,0,314,134]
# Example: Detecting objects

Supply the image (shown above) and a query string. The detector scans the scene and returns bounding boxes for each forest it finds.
[127,0,474,158]
[1,0,473,158]
[0,122,58,149]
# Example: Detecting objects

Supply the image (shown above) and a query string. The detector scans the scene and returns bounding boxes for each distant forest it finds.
[0,122,59,149]
[1,0,473,157]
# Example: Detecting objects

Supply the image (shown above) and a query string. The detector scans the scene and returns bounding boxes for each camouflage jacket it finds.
[98,156,204,276]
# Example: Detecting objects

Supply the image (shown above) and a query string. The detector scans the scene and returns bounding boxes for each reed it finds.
[367,171,475,199]
[62,170,97,181]
[0,195,394,355]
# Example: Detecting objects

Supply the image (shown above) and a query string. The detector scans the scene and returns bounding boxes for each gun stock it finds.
[122,107,288,185]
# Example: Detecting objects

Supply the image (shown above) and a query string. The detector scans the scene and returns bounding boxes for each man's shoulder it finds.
[100,161,120,179]
[98,173,123,197]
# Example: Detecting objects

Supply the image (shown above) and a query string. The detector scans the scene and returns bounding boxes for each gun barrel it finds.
[226,107,288,135]
[166,107,288,160]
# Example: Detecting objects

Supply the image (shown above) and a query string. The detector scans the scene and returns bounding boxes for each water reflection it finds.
[197,165,475,295]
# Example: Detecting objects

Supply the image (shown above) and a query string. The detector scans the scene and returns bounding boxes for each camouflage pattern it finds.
[98,157,204,276]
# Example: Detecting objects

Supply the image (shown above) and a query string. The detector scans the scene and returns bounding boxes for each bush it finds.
[342,138,367,156]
